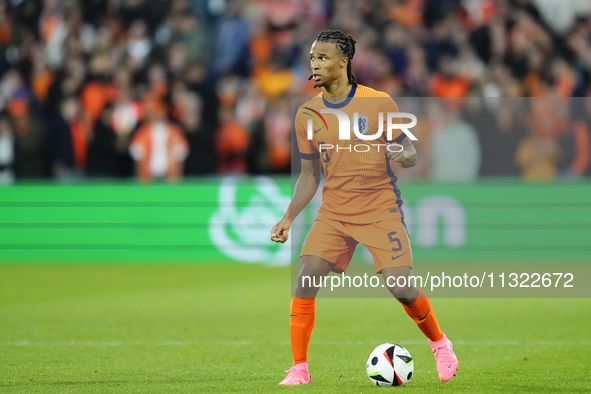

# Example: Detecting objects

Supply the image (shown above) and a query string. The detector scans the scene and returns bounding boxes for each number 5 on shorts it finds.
[388,231,403,252]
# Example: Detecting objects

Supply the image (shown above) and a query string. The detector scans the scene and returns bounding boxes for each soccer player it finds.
[270,30,459,385]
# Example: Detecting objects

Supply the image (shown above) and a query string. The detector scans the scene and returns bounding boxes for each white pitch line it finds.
[306,340,591,346]
[2,340,590,347]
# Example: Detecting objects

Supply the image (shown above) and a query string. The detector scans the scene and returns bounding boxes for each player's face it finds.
[309,41,347,87]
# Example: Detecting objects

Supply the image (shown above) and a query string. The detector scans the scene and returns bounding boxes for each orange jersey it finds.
[129,121,189,181]
[295,84,408,224]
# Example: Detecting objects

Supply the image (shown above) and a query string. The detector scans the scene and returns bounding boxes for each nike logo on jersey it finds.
[391,254,405,261]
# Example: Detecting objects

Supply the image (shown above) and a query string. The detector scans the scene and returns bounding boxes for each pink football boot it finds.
[429,333,458,382]
[279,362,311,385]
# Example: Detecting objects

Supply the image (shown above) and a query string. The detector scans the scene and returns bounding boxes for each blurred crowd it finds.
[0,0,591,184]
[384,97,591,183]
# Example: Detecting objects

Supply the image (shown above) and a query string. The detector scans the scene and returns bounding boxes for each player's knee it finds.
[295,286,318,299]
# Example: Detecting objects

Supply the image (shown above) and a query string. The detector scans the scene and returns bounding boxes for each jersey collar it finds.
[322,84,357,109]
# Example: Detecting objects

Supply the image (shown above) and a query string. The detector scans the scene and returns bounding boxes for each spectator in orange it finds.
[383,0,423,28]
[516,130,561,181]
[253,56,294,99]
[144,63,169,103]
[526,57,576,97]
[111,87,143,140]
[249,24,272,74]
[30,48,55,104]
[128,100,189,181]
[264,97,291,172]
[66,98,89,171]
[516,100,563,180]
[0,8,12,45]
[80,53,118,128]
[6,99,29,133]
[430,55,469,97]
[216,107,250,174]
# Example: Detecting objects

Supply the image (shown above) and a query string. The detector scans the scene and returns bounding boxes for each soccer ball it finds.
[366,343,414,387]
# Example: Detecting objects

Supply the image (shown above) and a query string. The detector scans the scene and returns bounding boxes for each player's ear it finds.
[341,56,348,69]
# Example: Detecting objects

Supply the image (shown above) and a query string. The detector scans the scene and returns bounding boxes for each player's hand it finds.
[271,219,291,244]
[386,143,405,163]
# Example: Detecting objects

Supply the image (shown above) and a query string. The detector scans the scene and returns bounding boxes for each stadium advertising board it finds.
[1,178,589,267]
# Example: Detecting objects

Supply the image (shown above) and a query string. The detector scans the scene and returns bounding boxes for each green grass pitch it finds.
[1,263,590,393]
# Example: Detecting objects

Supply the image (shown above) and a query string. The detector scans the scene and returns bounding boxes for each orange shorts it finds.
[300,216,413,274]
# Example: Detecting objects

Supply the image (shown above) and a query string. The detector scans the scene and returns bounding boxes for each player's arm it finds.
[387,137,417,168]
[270,158,321,244]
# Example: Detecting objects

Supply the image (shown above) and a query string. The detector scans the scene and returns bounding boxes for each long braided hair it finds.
[315,30,357,86]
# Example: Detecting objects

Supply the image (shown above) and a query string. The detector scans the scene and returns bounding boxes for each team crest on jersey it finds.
[351,114,369,135]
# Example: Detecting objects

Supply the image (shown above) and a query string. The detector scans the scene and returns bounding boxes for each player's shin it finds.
[401,289,443,342]
[290,297,316,366]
